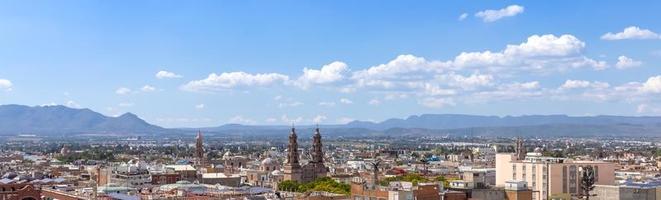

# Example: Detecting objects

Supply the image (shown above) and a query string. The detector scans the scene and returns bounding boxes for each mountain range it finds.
[1,104,660,137]
[0,104,166,135]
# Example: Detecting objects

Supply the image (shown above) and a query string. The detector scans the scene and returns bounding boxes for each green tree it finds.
[581,166,596,200]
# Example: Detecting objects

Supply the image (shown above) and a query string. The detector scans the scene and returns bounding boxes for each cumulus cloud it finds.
[615,56,642,69]
[640,75,661,93]
[368,99,381,105]
[601,26,661,40]
[295,61,349,89]
[503,34,585,57]
[115,87,132,95]
[141,85,156,92]
[0,79,12,91]
[437,73,494,89]
[475,5,524,22]
[181,72,289,92]
[452,34,603,71]
[560,80,609,90]
[156,70,182,79]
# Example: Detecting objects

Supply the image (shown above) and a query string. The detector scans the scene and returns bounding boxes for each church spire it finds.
[287,127,300,165]
[312,127,323,164]
[515,137,526,160]
[196,131,205,167]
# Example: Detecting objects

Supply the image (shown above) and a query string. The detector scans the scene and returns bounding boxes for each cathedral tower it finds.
[195,131,205,168]
[284,127,302,182]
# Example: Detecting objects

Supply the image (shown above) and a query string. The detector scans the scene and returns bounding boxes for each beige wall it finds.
[496,155,616,200]
[495,154,515,187]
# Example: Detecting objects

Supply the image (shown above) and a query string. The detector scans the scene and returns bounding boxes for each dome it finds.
[534,147,543,153]
[223,151,233,160]
[261,157,277,166]
[271,170,282,176]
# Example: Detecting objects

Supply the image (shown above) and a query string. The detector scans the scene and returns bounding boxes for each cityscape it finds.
[1,1,660,200]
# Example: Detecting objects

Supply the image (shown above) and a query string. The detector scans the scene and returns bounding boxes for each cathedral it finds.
[283,127,328,183]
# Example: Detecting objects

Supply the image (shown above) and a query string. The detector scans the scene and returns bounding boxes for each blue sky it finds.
[0,1,660,127]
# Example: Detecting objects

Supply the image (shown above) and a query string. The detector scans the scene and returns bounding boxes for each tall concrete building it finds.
[496,141,615,200]
[283,127,328,183]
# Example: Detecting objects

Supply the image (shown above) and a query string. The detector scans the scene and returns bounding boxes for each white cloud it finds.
[438,73,494,89]
[295,61,349,89]
[560,80,609,90]
[419,97,456,108]
[0,79,12,91]
[475,5,524,22]
[615,56,642,69]
[312,115,327,123]
[640,75,661,93]
[601,26,661,40]
[228,115,256,125]
[451,34,602,71]
[281,115,304,124]
[318,101,336,107]
[352,55,450,88]
[458,13,468,21]
[422,84,457,96]
[195,104,205,109]
[115,87,132,95]
[368,99,381,105]
[503,34,585,57]
[273,95,283,101]
[339,98,353,104]
[155,70,182,79]
[181,72,289,92]
[141,85,156,92]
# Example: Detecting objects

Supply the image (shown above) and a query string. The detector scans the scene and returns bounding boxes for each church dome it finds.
[271,170,282,176]
[261,157,276,166]
[223,151,233,160]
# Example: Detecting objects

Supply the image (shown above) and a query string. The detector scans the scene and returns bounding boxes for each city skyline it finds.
[1,1,660,127]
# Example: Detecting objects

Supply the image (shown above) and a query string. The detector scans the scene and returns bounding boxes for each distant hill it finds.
[1,104,660,137]
[344,114,661,130]
[0,104,167,135]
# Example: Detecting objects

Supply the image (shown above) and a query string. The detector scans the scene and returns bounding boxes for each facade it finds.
[222,151,248,174]
[109,159,151,188]
[0,183,41,200]
[496,152,616,200]
[283,127,328,183]
[592,181,661,200]
[350,181,441,200]
[199,173,241,186]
